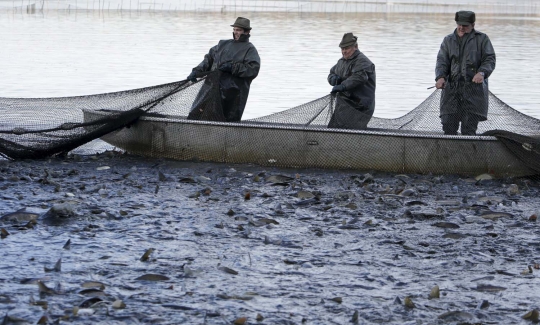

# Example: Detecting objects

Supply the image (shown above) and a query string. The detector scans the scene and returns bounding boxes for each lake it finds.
[1,2,539,120]
[2,4,540,324]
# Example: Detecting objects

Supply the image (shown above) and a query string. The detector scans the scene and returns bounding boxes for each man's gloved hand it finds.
[331,84,346,93]
[329,74,342,86]
[187,71,197,83]
[219,62,233,73]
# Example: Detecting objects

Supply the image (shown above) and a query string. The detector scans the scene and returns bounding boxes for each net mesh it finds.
[1,71,539,176]
[250,88,540,136]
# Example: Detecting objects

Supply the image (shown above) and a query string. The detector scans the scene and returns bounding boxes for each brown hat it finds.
[455,11,475,26]
[339,33,357,48]
[231,17,251,31]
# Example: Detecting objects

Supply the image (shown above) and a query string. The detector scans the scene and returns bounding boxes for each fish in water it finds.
[0,228,9,238]
[480,211,513,220]
[432,222,460,229]
[44,259,61,273]
[37,281,56,295]
[0,208,40,223]
[474,284,507,292]
[63,239,71,250]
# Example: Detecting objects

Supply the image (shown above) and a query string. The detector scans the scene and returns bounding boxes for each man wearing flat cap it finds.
[435,11,496,135]
[327,32,376,130]
[186,17,260,122]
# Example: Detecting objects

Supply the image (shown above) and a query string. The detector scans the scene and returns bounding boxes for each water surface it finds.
[1,10,540,120]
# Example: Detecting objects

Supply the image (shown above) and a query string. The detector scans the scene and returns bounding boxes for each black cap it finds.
[455,11,475,26]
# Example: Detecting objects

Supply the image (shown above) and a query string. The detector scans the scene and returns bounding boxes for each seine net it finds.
[1,71,539,176]
[0,72,218,159]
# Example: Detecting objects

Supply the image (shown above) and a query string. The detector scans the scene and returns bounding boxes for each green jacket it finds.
[436,29,496,119]
[192,34,260,121]
[327,49,376,130]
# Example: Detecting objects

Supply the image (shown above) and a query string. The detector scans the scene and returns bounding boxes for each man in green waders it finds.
[435,11,496,135]
[327,32,376,130]
[186,17,261,122]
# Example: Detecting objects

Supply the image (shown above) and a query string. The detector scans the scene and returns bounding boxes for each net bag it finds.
[1,71,540,175]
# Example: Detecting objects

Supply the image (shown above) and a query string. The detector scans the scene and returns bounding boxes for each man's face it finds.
[456,23,474,37]
[341,44,357,60]
[233,27,245,40]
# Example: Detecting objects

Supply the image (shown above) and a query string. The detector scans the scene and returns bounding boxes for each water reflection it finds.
[0,10,539,119]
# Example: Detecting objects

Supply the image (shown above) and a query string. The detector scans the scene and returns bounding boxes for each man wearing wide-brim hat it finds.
[435,11,496,135]
[186,17,260,122]
[327,32,376,130]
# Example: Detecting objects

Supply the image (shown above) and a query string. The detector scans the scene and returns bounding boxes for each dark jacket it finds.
[192,34,260,122]
[327,49,376,130]
[436,29,496,120]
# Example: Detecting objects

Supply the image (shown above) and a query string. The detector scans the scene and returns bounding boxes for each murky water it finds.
[1,9,540,120]
[2,3,540,324]
[1,155,540,324]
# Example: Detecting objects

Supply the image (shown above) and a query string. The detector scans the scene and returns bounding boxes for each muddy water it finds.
[2,5,540,323]
[1,155,539,324]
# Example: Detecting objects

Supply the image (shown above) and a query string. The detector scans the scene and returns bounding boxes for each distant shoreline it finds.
[2,0,540,15]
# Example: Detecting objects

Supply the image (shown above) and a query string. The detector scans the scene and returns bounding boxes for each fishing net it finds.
[1,71,539,176]
[0,72,218,159]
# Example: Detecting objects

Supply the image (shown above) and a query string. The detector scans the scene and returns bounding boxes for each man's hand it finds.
[329,74,342,86]
[472,72,484,84]
[187,71,197,83]
[219,62,233,73]
[435,78,446,89]
[331,84,346,93]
